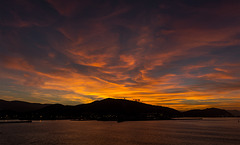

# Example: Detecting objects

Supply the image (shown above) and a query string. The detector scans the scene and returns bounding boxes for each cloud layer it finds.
[1,0,240,110]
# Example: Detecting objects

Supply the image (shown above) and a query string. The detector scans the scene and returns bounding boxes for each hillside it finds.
[33,98,181,120]
[0,98,236,121]
[76,98,179,115]
[0,99,50,112]
[183,108,233,117]
[227,110,240,117]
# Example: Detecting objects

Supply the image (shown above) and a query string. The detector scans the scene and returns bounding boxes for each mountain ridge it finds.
[183,108,233,117]
[0,98,236,120]
[0,99,50,112]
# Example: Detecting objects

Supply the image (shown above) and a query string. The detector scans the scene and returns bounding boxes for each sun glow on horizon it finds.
[1,0,240,110]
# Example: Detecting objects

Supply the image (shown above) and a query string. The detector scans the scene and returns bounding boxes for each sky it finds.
[0,0,240,110]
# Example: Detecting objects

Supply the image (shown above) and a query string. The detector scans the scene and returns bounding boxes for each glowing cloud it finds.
[0,0,240,110]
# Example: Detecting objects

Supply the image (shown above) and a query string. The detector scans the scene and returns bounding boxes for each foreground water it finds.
[0,118,240,145]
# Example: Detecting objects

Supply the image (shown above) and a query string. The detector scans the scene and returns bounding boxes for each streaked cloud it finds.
[0,0,240,110]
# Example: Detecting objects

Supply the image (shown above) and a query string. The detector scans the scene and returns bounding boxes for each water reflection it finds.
[0,118,240,145]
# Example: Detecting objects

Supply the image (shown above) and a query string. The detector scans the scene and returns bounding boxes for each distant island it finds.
[0,98,238,121]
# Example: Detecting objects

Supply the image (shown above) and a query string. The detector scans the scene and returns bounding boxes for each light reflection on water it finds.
[0,118,240,145]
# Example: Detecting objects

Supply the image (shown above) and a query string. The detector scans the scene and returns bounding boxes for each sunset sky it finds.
[1,0,240,110]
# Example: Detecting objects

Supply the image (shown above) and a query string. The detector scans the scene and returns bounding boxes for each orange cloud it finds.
[1,0,240,110]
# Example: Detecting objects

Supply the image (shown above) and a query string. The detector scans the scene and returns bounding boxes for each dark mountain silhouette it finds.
[32,98,181,121]
[0,98,235,121]
[183,108,233,117]
[76,98,179,115]
[0,99,50,112]
[33,104,75,120]
[75,98,181,121]
[0,98,181,120]
[227,110,240,117]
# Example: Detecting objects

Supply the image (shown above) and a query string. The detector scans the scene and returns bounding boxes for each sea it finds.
[0,118,240,145]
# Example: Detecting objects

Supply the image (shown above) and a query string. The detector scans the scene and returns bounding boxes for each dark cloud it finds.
[190,79,240,92]
[0,0,60,27]
[0,0,240,109]
[210,45,240,63]
[163,88,188,93]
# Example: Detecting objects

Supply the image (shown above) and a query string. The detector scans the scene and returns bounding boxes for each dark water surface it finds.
[0,118,240,145]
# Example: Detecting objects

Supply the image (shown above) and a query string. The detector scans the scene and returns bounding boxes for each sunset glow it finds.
[1,0,240,110]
